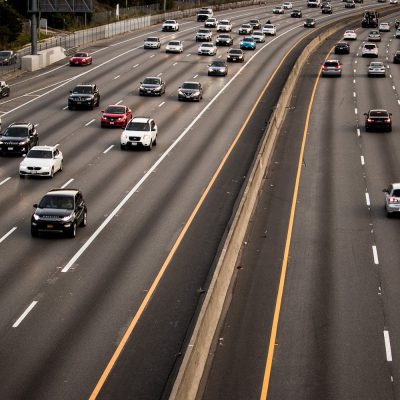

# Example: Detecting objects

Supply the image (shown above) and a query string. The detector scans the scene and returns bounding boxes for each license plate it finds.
[47,224,54,228]
[75,62,79,64]
[130,142,137,146]
[8,147,13,150]
[147,90,151,93]
[77,101,81,104]
[110,122,114,125]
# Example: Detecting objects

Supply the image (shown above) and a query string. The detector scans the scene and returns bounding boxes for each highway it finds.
[202,8,400,400]
[0,1,395,399]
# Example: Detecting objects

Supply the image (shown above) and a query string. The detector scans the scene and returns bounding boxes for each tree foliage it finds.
[0,1,23,47]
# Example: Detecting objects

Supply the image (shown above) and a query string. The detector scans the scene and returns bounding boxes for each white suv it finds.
[120,117,158,151]
[217,20,232,32]
[362,43,378,57]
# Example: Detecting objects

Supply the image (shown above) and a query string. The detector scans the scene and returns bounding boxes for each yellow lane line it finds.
[260,46,335,399]
[89,35,316,400]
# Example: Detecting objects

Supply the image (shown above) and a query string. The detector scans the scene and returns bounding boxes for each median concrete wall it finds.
[21,47,66,71]
[169,14,367,400]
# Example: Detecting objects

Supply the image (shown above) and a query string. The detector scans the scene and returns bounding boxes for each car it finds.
[383,183,400,216]
[377,0,386,2]
[69,52,92,66]
[362,43,379,57]
[395,28,400,38]
[208,60,228,76]
[139,77,166,96]
[227,48,245,62]
[197,7,213,22]
[368,61,386,76]
[249,19,261,29]
[0,122,39,155]
[304,18,316,28]
[19,145,63,178]
[217,20,233,32]
[368,30,381,41]
[390,0,398,4]
[345,0,355,8]
[283,1,293,8]
[393,51,400,63]
[205,17,218,28]
[273,5,284,13]
[0,50,17,65]
[252,31,266,42]
[343,30,357,40]
[215,34,234,46]
[178,81,203,101]
[68,84,100,110]
[196,28,213,41]
[31,189,87,238]
[321,4,333,13]
[120,117,158,150]
[364,109,392,131]
[0,80,10,97]
[165,40,183,53]
[101,104,132,128]
[321,60,342,76]
[239,24,253,35]
[262,24,277,36]
[291,9,302,17]
[144,37,161,49]
[379,22,390,32]
[162,20,179,31]
[198,42,217,55]
[240,36,256,50]
[334,41,350,54]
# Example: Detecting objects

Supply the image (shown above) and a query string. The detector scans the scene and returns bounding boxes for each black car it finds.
[208,60,229,76]
[394,51,400,63]
[248,19,261,29]
[178,82,203,101]
[227,48,244,62]
[68,84,100,110]
[334,42,350,54]
[345,0,355,7]
[0,122,39,155]
[31,189,87,238]
[364,109,392,132]
[304,18,316,28]
[215,34,233,46]
[139,77,166,96]
[291,9,302,17]
[0,50,17,65]
[0,80,10,97]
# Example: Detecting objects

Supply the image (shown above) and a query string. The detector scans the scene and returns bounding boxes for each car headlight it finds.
[121,133,128,140]
[193,91,200,96]
[62,213,74,222]
[33,214,40,221]
[208,68,213,72]
[117,117,124,121]
[143,134,151,140]
[178,90,184,95]
[19,140,28,145]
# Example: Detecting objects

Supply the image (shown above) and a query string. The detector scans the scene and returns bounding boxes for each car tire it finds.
[19,174,25,179]
[67,222,77,238]
[146,140,153,151]
[120,144,126,150]
[31,226,39,237]
[96,97,100,107]
[90,101,94,110]
[80,211,87,227]
[50,167,54,178]
[59,161,63,171]
[153,135,157,146]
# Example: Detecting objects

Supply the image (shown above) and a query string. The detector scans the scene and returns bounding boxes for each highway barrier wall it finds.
[168,10,383,400]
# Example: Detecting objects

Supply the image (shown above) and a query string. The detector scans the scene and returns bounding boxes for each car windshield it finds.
[143,78,160,84]
[105,106,126,114]
[146,37,158,42]
[165,20,175,24]
[243,37,254,41]
[3,127,28,137]
[230,50,242,54]
[74,53,88,57]
[264,24,274,28]
[364,45,376,49]
[211,61,226,66]
[72,86,93,94]
[370,31,379,35]
[27,150,52,158]
[125,121,150,131]
[202,43,213,47]
[0,51,12,57]
[219,34,230,38]
[169,41,180,46]
[198,29,208,33]
[220,21,229,25]
[39,195,74,210]
[182,83,199,89]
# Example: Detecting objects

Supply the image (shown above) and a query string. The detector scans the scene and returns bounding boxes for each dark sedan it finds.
[139,77,166,96]
[393,51,400,63]
[364,109,392,132]
[334,42,350,54]
[291,9,302,17]
[178,82,203,101]
[304,18,316,28]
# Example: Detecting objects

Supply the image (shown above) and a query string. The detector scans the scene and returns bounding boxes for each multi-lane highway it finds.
[0,1,397,399]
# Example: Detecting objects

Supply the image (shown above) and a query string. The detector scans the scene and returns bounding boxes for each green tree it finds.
[0,2,23,47]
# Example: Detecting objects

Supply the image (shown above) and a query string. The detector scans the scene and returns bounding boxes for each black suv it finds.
[0,80,10,97]
[334,42,350,54]
[68,84,100,110]
[31,189,87,238]
[364,109,392,132]
[0,123,38,155]
[227,48,244,62]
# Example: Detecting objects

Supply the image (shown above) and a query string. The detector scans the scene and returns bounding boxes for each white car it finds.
[390,0,398,4]
[165,40,183,53]
[283,1,293,8]
[19,145,63,178]
[273,5,284,13]
[120,117,157,151]
[143,37,161,49]
[196,28,213,41]
[343,30,357,40]
[252,31,266,42]
[379,22,390,32]
[367,61,386,76]
[162,20,179,31]
[205,17,218,28]
[239,24,253,35]
[368,30,381,41]
[198,42,217,55]
[362,43,379,57]
[262,24,277,36]
[217,20,233,32]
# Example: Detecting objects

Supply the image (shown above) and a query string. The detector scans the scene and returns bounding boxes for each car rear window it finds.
[370,111,388,117]
[364,44,376,49]
[393,189,400,197]
[324,61,339,67]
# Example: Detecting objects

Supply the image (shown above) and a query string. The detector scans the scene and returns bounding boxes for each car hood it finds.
[70,57,85,61]
[35,208,72,218]
[1,136,28,142]
[103,112,126,118]
[69,93,93,98]
[141,83,161,88]
[20,158,54,167]
[210,65,226,69]
[180,88,199,93]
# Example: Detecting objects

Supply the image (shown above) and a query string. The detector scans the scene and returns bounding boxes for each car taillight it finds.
[367,118,373,122]
[385,118,391,123]
[388,197,399,203]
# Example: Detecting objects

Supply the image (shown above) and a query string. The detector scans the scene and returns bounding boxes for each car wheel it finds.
[50,167,54,178]
[31,226,39,237]
[90,101,94,110]
[387,211,393,218]
[59,161,63,171]
[146,140,153,151]
[121,144,126,150]
[67,222,77,238]
[153,135,157,146]
[80,211,87,227]
[96,97,100,107]
[19,174,25,179]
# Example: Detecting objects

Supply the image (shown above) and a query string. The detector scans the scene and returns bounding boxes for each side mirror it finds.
[383,188,388,193]
[364,113,368,116]
[152,126,157,131]
[390,113,393,116]
[101,110,104,113]
[33,203,38,208]
[70,90,72,93]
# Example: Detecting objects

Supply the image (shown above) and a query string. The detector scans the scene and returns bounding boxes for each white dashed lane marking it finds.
[133,64,139,68]
[0,177,11,186]
[158,102,165,107]
[0,227,17,244]
[365,192,370,206]
[357,128,360,137]
[85,119,96,126]
[361,155,365,165]
[103,145,114,154]
[12,301,38,328]
[61,178,74,189]
[113,75,120,80]
[384,330,393,362]
[355,108,358,115]
[372,245,379,265]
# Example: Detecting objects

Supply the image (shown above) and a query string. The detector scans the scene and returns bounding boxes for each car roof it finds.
[145,36,159,40]
[9,122,32,127]
[47,189,79,196]
[182,81,200,85]
[391,183,400,190]
[29,145,57,151]
[130,117,151,123]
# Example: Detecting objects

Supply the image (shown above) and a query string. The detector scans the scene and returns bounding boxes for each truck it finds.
[307,0,321,7]
[361,10,379,28]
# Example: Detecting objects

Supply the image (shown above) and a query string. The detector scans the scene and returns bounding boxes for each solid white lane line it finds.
[12,301,38,328]
[115,100,123,105]
[193,74,198,79]
[0,227,17,244]
[361,155,365,165]
[357,128,360,137]
[158,102,165,107]
[61,178,74,189]
[113,75,120,80]
[85,119,96,126]
[372,245,379,265]
[384,330,393,362]
[365,192,370,206]
[0,177,11,186]
[103,145,114,154]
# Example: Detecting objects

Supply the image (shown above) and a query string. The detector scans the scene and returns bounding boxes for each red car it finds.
[69,52,92,66]
[101,105,132,128]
